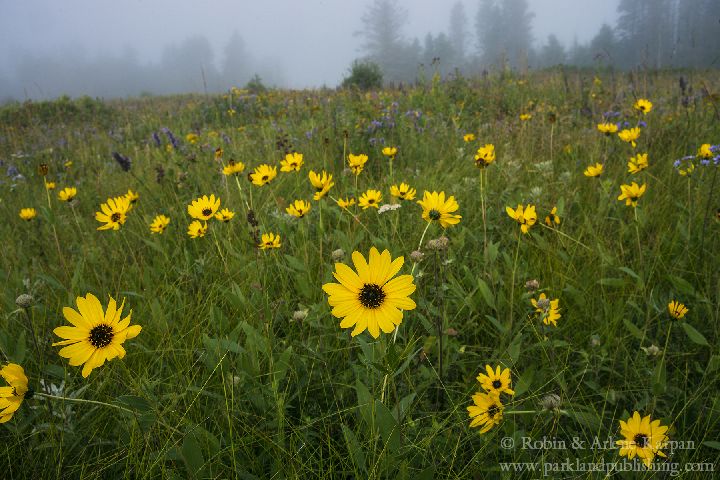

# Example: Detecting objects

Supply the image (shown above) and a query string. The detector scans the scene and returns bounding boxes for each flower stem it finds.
[34,392,134,414]
[508,232,522,331]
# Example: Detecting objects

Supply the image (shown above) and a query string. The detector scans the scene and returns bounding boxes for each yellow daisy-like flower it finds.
[149,215,170,234]
[617,182,647,207]
[583,163,604,177]
[286,200,311,218]
[616,412,669,468]
[359,189,382,209]
[519,113,532,121]
[477,365,515,396]
[186,133,199,144]
[188,220,208,238]
[348,153,369,176]
[280,152,304,172]
[381,146,398,159]
[678,162,695,177]
[19,208,37,221]
[214,147,224,160]
[474,144,496,168]
[463,133,476,143]
[506,204,537,234]
[308,170,335,200]
[634,98,653,115]
[222,160,246,176]
[44,180,56,190]
[58,187,77,202]
[628,153,649,174]
[531,292,561,327]
[259,232,281,249]
[668,300,688,320]
[187,194,221,221]
[390,182,417,201]
[125,189,139,208]
[467,392,504,433]
[697,143,713,159]
[417,191,461,228]
[322,247,416,338]
[544,206,560,227]
[618,127,641,148]
[336,197,356,209]
[95,196,131,231]
[52,293,142,378]
[597,122,619,135]
[0,363,29,423]
[215,208,235,222]
[250,164,278,186]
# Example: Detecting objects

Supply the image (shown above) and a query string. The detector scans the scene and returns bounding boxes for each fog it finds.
[0,0,716,100]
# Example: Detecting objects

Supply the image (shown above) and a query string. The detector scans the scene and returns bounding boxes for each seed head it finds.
[15,294,34,309]
[331,249,345,262]
[540,393,562,411]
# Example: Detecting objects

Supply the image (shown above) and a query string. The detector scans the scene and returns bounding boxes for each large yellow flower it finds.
[506,204,537,234]
[467,392,504,433]
[286,200,311,218]
[259,232,281,249]
[308,170,334,200]
[58,187,77,202]
[390,182,416,201]
[149,214,170,234]
[280,152,304,172]
[417,191,461,228]
[95,196,131,231]
[358,189,382,209]
[476,365,515,396]
[634,98,653,114]
[616,412,669,468]
[348,153,369,176]
[628,153,649,174]
[322,247,416,338]
[618,127,641,148]
[474,144,495,168]
[250,164,278,186]
[187,194,221,221]
[583,163,603,177]
[617,182,646,207]
[52,294,142,378]
[697,143,713,159]
[0,363,29,423]
[19,208,37,221]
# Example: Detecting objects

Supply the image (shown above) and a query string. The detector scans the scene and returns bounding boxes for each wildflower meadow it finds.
[1,70,719,478]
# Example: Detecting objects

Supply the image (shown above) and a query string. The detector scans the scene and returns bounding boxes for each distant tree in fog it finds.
[359,0,412,82]
[448,1,469,65]
[222,31,252,89]
[475,0,533,70]
[538,34,566,68]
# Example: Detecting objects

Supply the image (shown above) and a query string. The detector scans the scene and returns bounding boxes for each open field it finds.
[1,70,719,479]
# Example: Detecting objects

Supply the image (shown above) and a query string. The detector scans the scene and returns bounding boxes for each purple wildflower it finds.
[112,152,132,172]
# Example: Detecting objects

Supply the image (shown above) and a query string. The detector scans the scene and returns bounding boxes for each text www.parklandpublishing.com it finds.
[498,458,715,477]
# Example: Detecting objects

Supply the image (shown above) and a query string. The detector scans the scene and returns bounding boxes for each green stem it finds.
[508,232,522,331]
[34,392,134,414]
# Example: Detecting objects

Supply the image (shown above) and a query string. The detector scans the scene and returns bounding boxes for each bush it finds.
[341,60,383,90]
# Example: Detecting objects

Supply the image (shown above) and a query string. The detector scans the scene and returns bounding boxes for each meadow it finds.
[0,69,719,479]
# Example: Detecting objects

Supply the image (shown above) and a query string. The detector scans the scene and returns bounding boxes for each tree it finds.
[475,0,534,70]
[222,31,251,88]
[358,0,409,82]
[589,24,616,64]
[475,0,503,66]
[448,1,469,65]
[538,35,566,68]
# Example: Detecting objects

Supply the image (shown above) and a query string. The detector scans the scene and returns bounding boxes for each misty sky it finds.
[1,0,618,90]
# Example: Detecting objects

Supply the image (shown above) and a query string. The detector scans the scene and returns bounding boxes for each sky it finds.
[0,0,619,94]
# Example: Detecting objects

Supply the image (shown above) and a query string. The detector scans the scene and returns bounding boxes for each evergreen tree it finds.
[538,34,566,68]
[448,1,469,66]
[359,0,410,82]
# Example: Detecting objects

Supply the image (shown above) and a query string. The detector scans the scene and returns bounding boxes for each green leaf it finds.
[623,318,644,340]
[374,399,400,453]
[115,395,152,413]
[181,433,204,478]
[392,392,416,422]
[702,441,720,450]
[598,278,625,287]
[341,424,367,474]
[284,254,307,272]
[668,275,695,296]
[476,278,495,309]
[681,322,709,346]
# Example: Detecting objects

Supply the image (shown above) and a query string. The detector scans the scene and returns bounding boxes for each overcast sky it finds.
[0,0,619,91]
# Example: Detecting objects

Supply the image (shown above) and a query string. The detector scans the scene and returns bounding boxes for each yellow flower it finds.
[58,187,77,202]
[616,412,669,468]
[476,365,515,396]
[37,163,49,176]
[506,204,537,234]
[618,127,641,148]
[531,293,561,327]
[634,98,653,114]
[149,215,170,234]
[544,206,560,227]
[467,392,504,433]
[186,133,199,144]
[52,294,141,378]
[348,153,369,176]
[617,182,646,207]
[44,180,56,190]
[280,152,304,172]
[214,147,224,160]
[125,189,139,208]
[697,143,713,159]
[668,300,688,320]
[286,200,311,218]
[390,182,417,201]
[259,232,281,249]
[222,159,246,176]
[336,197,356,208]
[95,196,131,231]
[19,208,37,221]
[678,162,695,176]
[64,160,73,168]
[250,164,277,186]
[597,122,619,135]
[0,363,29,423]
[187,220,208,238]
[417,191,461,228]
[463,133,476,143]
[322,247,416,338]
[474,144,496,168]
[381,146,398,159]
[187,194,221,221]
[215,208,235,222]
[359,189,382,209]
[227,108,236,116]
[519,113,532,121]
[583,163,604,177]
[628,153,649,174]
[308,170,334,200]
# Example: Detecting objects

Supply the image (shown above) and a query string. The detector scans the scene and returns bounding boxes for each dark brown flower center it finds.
[89,324,114,348]
[359,283,385,309]
[492,380,502,389]
[429,209,441,220]
[487,405,500,418]
[633,433,649,448]
[202,208,212,216]
[262,175,269,181]
[110,213,121,223]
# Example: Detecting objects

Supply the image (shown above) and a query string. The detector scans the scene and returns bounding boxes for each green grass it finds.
[0,69,719,479]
